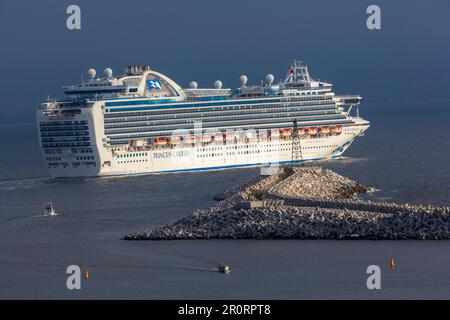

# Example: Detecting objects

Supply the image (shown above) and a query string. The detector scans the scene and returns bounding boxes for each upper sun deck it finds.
[56,60,335,106]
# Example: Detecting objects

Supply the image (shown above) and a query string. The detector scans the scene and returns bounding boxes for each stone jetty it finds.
[124,166,450,240]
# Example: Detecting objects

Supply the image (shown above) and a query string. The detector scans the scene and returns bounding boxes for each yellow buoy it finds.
[84,266,89,280]
[390,256,395,269]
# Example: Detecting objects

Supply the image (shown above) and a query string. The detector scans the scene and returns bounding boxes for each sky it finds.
[0,0,449,123]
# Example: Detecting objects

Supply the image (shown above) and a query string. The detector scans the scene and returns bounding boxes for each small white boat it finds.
[43,202,57,216]
[218,265,231,273]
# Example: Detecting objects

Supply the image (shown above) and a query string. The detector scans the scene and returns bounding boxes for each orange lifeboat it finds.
[319,127,330,134]
[308,127,318,135]
[297,128,306,135]
[331,126,342,134]
[280,129,292,137]
[213,134,224,142]
[154,137,168,145]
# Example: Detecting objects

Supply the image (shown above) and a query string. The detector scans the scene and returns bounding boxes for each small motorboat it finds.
[218,265,231,274]
[43,202,57,216]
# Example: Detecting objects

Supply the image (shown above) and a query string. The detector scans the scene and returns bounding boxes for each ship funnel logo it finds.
[146,79,162,90]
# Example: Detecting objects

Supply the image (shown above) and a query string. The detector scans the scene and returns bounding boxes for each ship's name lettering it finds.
[153,151,190,159]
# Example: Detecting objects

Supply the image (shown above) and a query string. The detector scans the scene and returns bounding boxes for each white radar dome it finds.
[104,68,113,78]
[239,75,248,87]
[265,73,274,85]
[214,80,223,89]
[189,81,198,89]
[87,68,96,79]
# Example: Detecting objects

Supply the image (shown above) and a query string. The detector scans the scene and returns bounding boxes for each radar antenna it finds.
[283,59,312,86]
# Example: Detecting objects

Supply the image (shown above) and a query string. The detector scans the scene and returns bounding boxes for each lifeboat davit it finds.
[308,127,318,135]
[319,127,330,134]
[331,126,342,134]
[280,129,292,137]
[154,137,168,145]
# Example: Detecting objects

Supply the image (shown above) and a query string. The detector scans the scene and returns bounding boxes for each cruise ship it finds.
[36,60,370,177]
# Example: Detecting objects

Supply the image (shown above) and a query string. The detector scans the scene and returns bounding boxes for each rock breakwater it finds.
[124,166,450,240]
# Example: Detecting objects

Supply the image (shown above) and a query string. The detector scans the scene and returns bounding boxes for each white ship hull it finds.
[38,104,368,177]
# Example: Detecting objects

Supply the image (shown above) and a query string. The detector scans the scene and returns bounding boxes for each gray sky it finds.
[0,0,449,122]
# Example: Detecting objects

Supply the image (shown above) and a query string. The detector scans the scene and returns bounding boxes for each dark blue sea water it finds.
[1,101,450,299]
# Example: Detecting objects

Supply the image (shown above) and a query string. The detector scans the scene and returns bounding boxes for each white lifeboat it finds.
[213,134,224,142]
[183,135,195,144]
[245,131,256,139]
[201,135,212,143]
[224,133,235,141]
[170,136,182,144]
[270,129,280,137]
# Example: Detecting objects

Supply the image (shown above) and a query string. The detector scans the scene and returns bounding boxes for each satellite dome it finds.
[239,75,248,87]
[265,73,274,85]
[214,80,223,89]
[189,81,198,89]
[104,68,113,78]
[87,68,96,79]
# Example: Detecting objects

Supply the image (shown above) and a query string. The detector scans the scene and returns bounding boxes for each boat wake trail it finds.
[0,177,51,192]
[324,156,369,163]
[0,212,59,223]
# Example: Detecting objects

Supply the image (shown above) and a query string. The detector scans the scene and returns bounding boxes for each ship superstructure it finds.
[37,60,370,177]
